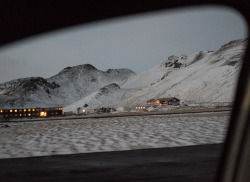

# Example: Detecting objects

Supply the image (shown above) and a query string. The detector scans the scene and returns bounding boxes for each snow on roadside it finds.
[0,112,229,158]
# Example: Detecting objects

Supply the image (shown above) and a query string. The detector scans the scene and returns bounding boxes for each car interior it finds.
[0,0,249,182]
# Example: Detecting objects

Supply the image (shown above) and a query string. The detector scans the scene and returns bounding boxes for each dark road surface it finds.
[0,144,222,182]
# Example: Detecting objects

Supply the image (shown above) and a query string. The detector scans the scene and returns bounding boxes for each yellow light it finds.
[10,109,13,112]
[15,110,17,112]
[0,110,2,113]
[19,114,22,116]
[40,112,47,117]
[28,114,31,116]
[32,109,35,111]
[24,109,26,112]
[28,109,31,111]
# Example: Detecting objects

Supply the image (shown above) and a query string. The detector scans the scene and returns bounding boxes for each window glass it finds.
[0,6,247,162]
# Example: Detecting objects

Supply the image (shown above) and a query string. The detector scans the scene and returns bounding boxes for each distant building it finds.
[116,107,131,112]
[146,97,180,106]
[146,99,157,106]
[135,106,146,110]
[0,107,63,119]
[166,97,180,105]
[94,107,114,113]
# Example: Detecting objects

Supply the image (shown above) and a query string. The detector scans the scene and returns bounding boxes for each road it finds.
[0,144,222,182]
[1,107,231,123]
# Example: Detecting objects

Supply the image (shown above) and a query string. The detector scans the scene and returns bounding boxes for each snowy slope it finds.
[47,64,135,104]
[65,39,247,111]
[0,77,63,108]
[119,39,247,105]
[64,83,127,112]
[0,65,135,109]
[0,39,247,110]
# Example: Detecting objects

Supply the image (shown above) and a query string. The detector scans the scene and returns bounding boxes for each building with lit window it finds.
[0,107,63,119]
[146,97,180,106]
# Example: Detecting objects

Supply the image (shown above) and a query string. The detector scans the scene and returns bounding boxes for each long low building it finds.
[0,107,63,119]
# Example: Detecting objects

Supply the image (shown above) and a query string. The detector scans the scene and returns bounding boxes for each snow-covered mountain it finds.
[117,39,247,106]
[65,39,247,111]
[0,39,247,110]
[0,65,135,109]
[64,83,126,111]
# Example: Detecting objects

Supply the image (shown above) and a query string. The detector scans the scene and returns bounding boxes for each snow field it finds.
[0,112,229,158]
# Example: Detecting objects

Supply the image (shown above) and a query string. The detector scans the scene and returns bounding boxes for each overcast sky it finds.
[0,5,247,84]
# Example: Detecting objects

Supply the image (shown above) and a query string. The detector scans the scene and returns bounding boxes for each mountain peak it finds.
[59,64,97,74]
[82,64,97,70]
[215,38,248,54]
[106,68,135,74]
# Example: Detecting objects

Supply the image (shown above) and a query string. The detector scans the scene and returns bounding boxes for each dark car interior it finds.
[0,0,249,181]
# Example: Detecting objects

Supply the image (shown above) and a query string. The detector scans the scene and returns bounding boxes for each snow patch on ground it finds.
[0,112,229,158]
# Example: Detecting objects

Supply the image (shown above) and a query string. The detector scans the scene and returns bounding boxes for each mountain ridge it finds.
[0,38,247,110]
[0,65,135,109]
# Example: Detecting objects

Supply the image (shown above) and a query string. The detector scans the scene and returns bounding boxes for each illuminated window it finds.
[28,113,31,116]
[15,110,17,112]
[24,109,26,112]
[19,110,22,112]
[10,109,13,112]
[32,109,35,111]
[0,110,3,113]
[40,112,47,117]
[19,114,22,116]
[28,109,31,112]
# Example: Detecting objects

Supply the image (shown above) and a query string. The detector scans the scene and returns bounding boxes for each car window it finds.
[0,5,248,179]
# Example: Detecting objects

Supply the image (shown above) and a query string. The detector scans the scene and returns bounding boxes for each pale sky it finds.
[0,5,247,84]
